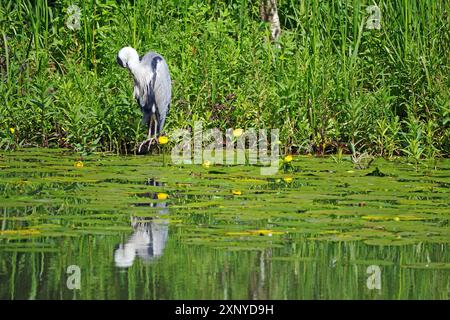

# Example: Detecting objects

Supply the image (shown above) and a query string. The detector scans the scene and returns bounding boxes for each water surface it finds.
[0,149,449,299]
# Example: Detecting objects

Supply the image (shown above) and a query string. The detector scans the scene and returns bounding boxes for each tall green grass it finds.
[0,0,449,158]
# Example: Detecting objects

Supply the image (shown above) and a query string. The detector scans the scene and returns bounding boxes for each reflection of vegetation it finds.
[1,234,448,299]
[0,1,448,157]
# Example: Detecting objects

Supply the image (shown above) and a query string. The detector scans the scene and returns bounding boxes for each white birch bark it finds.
[260,0,281,42]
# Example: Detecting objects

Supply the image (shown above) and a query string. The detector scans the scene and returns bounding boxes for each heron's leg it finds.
[147,117,153,140]
[147,117,159,151]
[154,117,159,139]
[138,116,155,153]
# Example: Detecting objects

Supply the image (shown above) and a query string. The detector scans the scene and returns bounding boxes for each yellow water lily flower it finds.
[9,128,15,134]
[158,136,169,144]
[231,190,242,195]
[232,128,244,137]
[283,177,293,183]
[156,192,168,200]
[202,160,211,168]
[74,161,84,168]
[284,155,293,163]
[0,228,40,236]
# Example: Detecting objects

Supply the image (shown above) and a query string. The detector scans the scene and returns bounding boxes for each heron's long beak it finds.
[116,56,125,68]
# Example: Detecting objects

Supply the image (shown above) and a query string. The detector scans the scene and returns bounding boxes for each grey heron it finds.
[116,47,171,152]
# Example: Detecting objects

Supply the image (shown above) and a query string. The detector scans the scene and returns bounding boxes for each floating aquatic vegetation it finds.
[225,229,285,237]
[366,167,387,177]
[0,149,449,299]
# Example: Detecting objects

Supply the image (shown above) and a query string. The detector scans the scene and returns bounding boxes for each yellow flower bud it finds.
[74,161,84,168]
[156,193,168,200]
[232,128,244,137]
[158,136,169,144]
[202,160,211,168]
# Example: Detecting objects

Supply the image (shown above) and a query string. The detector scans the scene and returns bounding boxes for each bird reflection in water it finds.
[114,179,169,268]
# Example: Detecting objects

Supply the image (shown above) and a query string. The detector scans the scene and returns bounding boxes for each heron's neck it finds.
[127,59,152,105]
[128,59,151,90]
[127,59,142,78]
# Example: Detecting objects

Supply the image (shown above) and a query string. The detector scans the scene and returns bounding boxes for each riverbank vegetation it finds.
[0,0,448,160]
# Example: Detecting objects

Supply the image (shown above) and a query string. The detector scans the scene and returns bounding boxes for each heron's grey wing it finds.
[153,58,172,118]
[141,52,172,133]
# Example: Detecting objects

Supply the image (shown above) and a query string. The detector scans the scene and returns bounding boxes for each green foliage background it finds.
[0,0,449,157]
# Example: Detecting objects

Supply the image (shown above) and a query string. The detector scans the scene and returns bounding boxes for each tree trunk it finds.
[260,0,281,42]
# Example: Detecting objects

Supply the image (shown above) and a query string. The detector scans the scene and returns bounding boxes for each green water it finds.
[0,149,449,299]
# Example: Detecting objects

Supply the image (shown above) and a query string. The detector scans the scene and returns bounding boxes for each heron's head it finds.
[114,243,136,268]
[117,47,139,69]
